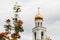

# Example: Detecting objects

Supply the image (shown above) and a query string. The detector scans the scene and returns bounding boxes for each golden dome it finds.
[35,8,43,20]
[35,13,43,19]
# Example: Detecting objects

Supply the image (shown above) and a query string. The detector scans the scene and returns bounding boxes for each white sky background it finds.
[0,0,60,40]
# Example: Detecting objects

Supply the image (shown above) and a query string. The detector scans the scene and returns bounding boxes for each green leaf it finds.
[0,37,5,40]
[4,25,12,30]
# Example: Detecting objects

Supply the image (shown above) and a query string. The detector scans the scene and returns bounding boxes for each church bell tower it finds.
[32,8,46,40]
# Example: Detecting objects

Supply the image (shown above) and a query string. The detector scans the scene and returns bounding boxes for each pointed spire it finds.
[38,7,40,14]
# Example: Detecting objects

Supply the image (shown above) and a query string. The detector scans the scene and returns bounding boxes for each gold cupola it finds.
[35,8,43,20]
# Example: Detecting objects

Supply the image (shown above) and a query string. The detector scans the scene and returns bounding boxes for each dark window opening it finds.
[38,22,39,27]
[34,32,36,40]
[41,31,44,39]
[41,22,42,26]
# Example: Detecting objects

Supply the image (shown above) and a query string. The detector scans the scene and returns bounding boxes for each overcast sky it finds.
[0,0,60,40]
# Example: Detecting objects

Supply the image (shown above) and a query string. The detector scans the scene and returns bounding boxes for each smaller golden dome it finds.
[35,13,43,19]
[35,8,43,20]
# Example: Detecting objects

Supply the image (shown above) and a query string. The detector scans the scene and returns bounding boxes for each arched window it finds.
[41,22,42,26]
[34,32,36,40]
[38,22,39,27]
[41,31,44,39]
